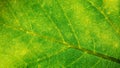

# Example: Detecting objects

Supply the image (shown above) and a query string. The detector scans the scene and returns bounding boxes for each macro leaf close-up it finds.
[0,0,120,68]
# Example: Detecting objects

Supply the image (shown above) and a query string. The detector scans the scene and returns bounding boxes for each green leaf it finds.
[0,0,120,68]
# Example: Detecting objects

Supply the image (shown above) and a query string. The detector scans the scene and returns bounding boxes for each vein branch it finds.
[39,2,65,42]
[56,0,81,48]
[86,0,120,36]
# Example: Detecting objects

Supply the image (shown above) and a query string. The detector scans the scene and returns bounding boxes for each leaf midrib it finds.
[3,24,120,64]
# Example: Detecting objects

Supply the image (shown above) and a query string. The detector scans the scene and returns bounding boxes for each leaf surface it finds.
[0,0,120,68]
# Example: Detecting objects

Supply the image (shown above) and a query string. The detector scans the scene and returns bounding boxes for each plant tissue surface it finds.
[0,0,120,68]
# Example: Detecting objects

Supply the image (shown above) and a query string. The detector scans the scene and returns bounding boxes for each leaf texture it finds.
[0,0,120,68]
